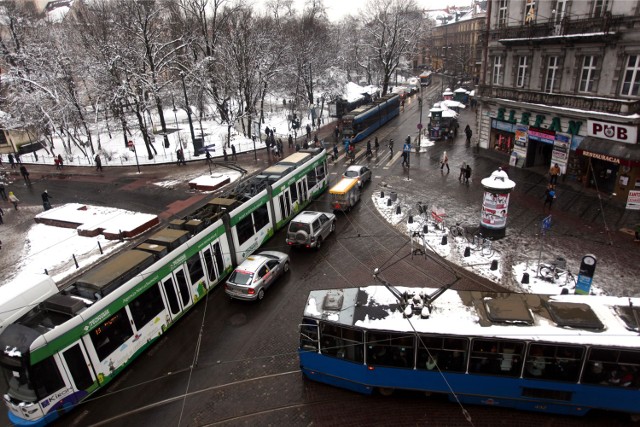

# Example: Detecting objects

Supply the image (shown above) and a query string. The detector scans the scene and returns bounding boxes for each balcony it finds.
[476,85,640,116]
[489,14,625,46]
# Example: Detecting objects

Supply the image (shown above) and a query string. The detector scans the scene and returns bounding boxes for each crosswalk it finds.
[328,147,403,173]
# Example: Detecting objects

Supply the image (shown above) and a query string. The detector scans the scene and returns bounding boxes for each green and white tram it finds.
[0,148,327,426]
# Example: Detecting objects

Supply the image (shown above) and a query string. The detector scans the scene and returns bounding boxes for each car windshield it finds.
[229,270,253,285]
[289,222,311,233]
[344,170,359,178]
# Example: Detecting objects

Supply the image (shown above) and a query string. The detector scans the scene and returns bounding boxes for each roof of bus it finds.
[329,178,359,194]
[303,286,640,348]
[279,152,311,166]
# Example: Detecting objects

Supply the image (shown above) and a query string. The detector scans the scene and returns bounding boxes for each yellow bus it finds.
[329,178,361,212]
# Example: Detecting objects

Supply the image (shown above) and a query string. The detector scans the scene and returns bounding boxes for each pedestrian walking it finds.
[543,184,556,212]
[332,144,339,161]
[402,136,411,167]
[205,150,212,165]
[288,134,294,148]
[0,206,3,225]
[348,144,355,164]
[459,162,467,181]
[8,153,15,169]
[306,124,311,140]
[0,154,2,166]
[549,163,561,185]
[15,153,20,164]
[440,151,450,173]
[464,164,472,184]
[374,137,379,154]
[0,181,6,201]
[8,191,19,210]
[95,154,103,171]
[334,126,340,142]
[388,139,394,157]
[366,140,372,157]
[57,154,64,169]
[465,125,472,144]
[54,157,60,169]
[223,148,228,162]
[41,190,53,211]
[231,144,237,161]
[19,165,31,185]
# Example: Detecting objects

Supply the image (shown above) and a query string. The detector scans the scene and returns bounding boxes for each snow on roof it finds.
[344,82,378,103]
[304,286,640,347]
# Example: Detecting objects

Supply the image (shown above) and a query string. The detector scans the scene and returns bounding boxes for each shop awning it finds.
[576,136,640,167]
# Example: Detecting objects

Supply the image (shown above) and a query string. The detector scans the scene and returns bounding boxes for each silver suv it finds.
[286,211,336,249]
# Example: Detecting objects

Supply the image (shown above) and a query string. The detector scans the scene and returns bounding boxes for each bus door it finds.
[60,342,97,393]
[279,189,292,222]
[160,266,193,321]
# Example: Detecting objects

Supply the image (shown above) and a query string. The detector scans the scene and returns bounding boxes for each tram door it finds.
[279,190,292,222]
[60,342,96,392]
[203,242,226,288]
[297,179,308,206]
[161,266,193,321]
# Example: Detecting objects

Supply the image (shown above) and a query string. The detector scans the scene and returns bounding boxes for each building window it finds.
[592,0,610,18]
[545,56,559,93]
[492,56,503,85]
[524,0,536,24]
[497,0,508,27]
[621,55,640,97]
[517,56,528,88]
[554,0,567,24]
[579,56,597,93]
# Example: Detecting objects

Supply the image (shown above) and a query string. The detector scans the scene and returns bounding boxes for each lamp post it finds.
[179,71,196,148]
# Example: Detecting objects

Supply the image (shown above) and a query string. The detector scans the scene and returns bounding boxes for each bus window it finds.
[583,348,640,387]
[417,336,468,373]
[366,331,414,368]
[300,319,319,352]
[320,323,364,363]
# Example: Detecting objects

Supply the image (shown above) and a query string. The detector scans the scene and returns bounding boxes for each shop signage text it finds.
[497,108,583,135]
[581,150,621,164]
[587,120,638,144]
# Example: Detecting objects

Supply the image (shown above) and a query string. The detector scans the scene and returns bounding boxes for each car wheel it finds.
[316,237,322,250]
[330,221,336,233]
[257,288,265,300]
[283,261,290,273]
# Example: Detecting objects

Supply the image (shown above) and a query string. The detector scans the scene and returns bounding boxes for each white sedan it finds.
[225,251,290,301]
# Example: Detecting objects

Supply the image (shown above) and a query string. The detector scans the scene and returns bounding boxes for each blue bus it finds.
[341,94,400,144]
[299,285,640,420]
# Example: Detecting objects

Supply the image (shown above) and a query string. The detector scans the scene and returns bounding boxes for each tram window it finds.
[31,357,64,399]
[300,319,319,352]
[290,183,299,204]
[524,344,584,382]
[366,331,415,368]
[187,252,204,286]
[417,336,468,373]
[307,170,317,187]
[468,339,524,377]
[162,277,180,315]
[203,248,216,283]
[175,270,190,306]
[253,204,270,231]
[236,215,255,246]
[213,242,225,278]
[584,348,640,387]
[320,323,364,363]
[89,308,134,361]
[130,285,165,330]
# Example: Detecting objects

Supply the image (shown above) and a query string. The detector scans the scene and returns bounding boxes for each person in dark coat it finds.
[8,153,15,169]
[57,154,64,169]
[464,164,472,184]
[41,190,53,211]
[0,181,7,201]
[0,206,3,225]
[231,144,237,160]
[95,154,103,171]
[223,148,228,161]
[306,124,311,139]
[465,125,472,143]
[205,150,212,164]
[543,184,556,212]
[288,134,294,148]
[20,165,31,185]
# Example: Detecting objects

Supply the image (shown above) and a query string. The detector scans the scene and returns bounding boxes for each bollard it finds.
[73,254,79,269]
[380,191,384,198]
[490,259,498,270]
[561,288,569,295]
[464,246,470,257]
[423,224,428,234]
[441,235,447,245]
[521,272,530,284]
[396,205,401,215]
[408,215,413,224]
[98,241,103,255]
[390,191,397,202]
[387,198,392,206]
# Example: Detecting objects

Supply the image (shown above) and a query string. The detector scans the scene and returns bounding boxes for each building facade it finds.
[476,0,640,208]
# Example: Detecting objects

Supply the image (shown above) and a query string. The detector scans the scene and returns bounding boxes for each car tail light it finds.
[247,288,255,295]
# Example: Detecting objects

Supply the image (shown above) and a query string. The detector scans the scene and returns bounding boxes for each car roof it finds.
[292,211,324,222]
[345,165,364,172]
[236,254,269,271]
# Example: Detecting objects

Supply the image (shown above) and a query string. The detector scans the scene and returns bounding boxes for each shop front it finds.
[489,119,515,156]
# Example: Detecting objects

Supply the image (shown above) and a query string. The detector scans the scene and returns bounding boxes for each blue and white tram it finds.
[341,94,400,144]
[299,285,640,419]
[0,148,328,426]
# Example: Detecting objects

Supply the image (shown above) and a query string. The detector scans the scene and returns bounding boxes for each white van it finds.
[0,274,59,334]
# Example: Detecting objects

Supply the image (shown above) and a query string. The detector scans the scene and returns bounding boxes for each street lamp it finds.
[179,71,196,149]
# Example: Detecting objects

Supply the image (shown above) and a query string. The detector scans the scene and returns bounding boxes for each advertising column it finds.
[480,168,516,239]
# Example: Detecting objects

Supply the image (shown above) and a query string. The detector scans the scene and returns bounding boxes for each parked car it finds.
[286,211,336,249]
[225,251,290,301]
[343,165,372,187]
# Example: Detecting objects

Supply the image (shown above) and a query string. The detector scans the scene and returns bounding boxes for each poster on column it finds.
[551,132,571,174]
[481,191,510,229]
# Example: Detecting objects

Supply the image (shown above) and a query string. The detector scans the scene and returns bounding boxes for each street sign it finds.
[542,215,552,231]
[417,123,423,130]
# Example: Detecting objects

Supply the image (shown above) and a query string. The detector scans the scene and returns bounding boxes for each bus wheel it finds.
[378,387,394,396]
